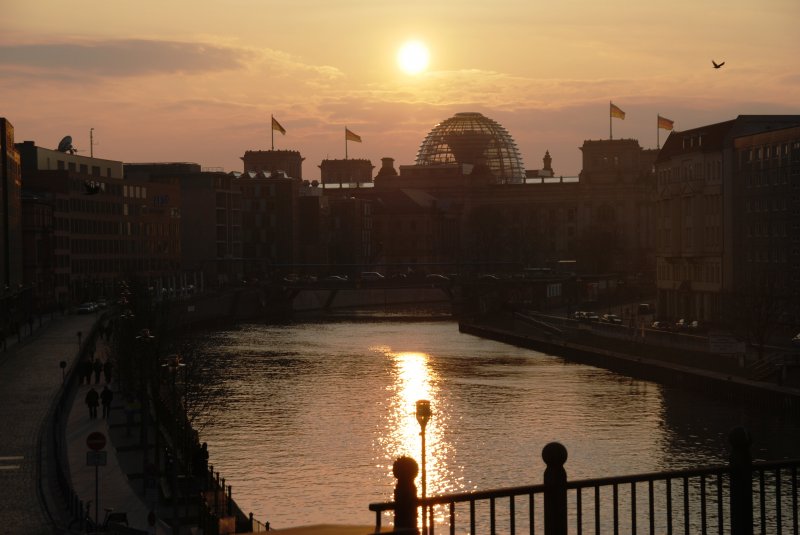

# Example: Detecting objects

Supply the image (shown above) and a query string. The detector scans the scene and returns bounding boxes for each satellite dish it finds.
[57,136,74,153]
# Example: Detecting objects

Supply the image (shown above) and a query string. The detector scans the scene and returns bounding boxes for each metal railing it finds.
[370,428,799,534]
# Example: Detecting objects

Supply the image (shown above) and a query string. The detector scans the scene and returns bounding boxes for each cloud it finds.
[0,39,250,77]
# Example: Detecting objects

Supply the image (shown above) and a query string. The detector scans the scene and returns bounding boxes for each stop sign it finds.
[86,431,106,451]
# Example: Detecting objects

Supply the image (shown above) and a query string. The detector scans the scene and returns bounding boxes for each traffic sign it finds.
[86,431,106,451]
[86,451,107,466]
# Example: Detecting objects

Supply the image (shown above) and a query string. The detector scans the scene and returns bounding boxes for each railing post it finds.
[542,442,568,535]
[729,427,753,535]
[393,456,419,534]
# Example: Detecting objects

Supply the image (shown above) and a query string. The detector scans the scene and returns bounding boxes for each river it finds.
[176,318,800,529]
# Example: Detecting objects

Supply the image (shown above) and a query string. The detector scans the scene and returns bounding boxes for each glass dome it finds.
[415,112,526,183]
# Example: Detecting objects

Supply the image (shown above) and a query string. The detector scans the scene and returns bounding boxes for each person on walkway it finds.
[82,359,93,385]
[85,387,100,419]
[100,386,114,418]
[93,358,103,384]
[103,358,114,383]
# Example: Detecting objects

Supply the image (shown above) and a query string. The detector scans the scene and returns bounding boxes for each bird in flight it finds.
[712,60,725,69]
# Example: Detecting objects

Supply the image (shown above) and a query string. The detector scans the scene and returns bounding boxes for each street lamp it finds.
[162,354,186,535]
[135,328,156,475]
[415,399,432,535]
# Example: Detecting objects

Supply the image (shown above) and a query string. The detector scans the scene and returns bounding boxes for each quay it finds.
[3,299,798,534]
[458,312,800,413]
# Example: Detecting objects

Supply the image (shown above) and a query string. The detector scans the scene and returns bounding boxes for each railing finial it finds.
[542,442,568,535]
[729,427,753,535]
[393,456,419,534]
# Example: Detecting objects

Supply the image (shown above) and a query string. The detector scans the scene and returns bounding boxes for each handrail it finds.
[370,433,800,535]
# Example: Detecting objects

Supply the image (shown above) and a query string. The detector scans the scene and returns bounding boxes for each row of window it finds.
[657,261,722,285]
[57,161,114,178]
[746,197,790,212]
[123,184,148,199]
[657,224,721,250]
[745,248,790,263]
[70,257,180,275]
[656,159,722,186]
[66,197,122,216]
[741,141,800,163]
[743,169,795,188]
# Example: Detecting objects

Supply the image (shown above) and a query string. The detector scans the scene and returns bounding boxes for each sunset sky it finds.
[2,0,799,178]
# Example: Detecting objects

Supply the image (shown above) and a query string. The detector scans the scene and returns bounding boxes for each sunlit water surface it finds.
[178,320,800,529]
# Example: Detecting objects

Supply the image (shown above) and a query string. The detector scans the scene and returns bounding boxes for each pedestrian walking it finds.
[82,359,93,385]
[85,387,99,419]
[93,358,103,384]
[100,386,114,418]
[103,358,114,383]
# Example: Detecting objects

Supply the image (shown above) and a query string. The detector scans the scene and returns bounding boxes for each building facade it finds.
[733,125,800,328]
[18,142,127,305]
[654,115,800,324]
[1,118,22,291]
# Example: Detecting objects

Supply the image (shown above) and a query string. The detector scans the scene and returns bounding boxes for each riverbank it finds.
[459,316,800,414]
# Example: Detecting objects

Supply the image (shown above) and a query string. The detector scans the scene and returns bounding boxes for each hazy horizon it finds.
[2,0,799,178]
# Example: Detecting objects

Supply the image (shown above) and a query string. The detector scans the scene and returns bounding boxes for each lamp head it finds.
[416,399,431,428]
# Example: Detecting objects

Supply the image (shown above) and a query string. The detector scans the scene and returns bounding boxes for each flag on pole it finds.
[345,128,362,143]
[657,115,674,130]
[610,103,626,120]
[271,116,286,135]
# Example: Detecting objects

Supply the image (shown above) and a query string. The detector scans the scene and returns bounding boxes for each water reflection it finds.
[176,321,800,529]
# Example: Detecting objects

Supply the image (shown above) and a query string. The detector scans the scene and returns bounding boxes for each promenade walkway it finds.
[0,311,172,534]
[67,335,171,534]
[0,312,96,534]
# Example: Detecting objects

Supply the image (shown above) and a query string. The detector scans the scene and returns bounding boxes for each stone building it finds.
[653,115,800,324]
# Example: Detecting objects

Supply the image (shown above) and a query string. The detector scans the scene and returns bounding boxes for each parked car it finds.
[76,302,96,314]
[688,320,702,332]
[573,311,586,320]
[584,312,600,322]
[360,271,384,281]
[478,274,499,281]
[600,314,622,324]
[674,318,686,330]
[425,274,449,282]
[95,298,108,309]
[792,333,800,347]
[324,275,348,282]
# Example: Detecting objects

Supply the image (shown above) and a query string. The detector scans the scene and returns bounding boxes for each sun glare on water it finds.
[397,40,430,75]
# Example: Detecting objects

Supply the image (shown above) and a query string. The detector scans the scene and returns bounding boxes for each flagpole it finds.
[345,127,348,160]
[271,115,275,150]
[609,101,613,140]
[657,115,660,149]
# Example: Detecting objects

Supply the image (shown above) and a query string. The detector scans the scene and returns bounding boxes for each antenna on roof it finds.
[57,135,77,154]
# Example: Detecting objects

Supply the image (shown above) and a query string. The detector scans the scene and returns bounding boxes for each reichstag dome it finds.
[415,112,526,183]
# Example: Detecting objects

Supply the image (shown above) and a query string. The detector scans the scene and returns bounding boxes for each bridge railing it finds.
[369,428,799,534]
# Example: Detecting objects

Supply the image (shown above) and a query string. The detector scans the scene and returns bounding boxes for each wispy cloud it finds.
[0,39,249,77]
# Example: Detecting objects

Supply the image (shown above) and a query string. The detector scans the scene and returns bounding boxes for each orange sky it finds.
[2,0,799,178]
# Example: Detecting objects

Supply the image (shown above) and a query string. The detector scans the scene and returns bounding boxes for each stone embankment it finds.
[459,313,800,414]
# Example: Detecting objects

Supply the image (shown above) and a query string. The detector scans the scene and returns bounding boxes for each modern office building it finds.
[18,141,126,304]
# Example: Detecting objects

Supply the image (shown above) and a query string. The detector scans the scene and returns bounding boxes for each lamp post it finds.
[135,328,156,475]
[163,354,186,535]
[415,399,431,535]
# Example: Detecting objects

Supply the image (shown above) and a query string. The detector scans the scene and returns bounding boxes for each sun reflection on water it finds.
[374,348,465,530]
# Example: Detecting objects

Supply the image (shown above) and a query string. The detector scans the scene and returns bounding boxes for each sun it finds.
[397,41,430,75]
